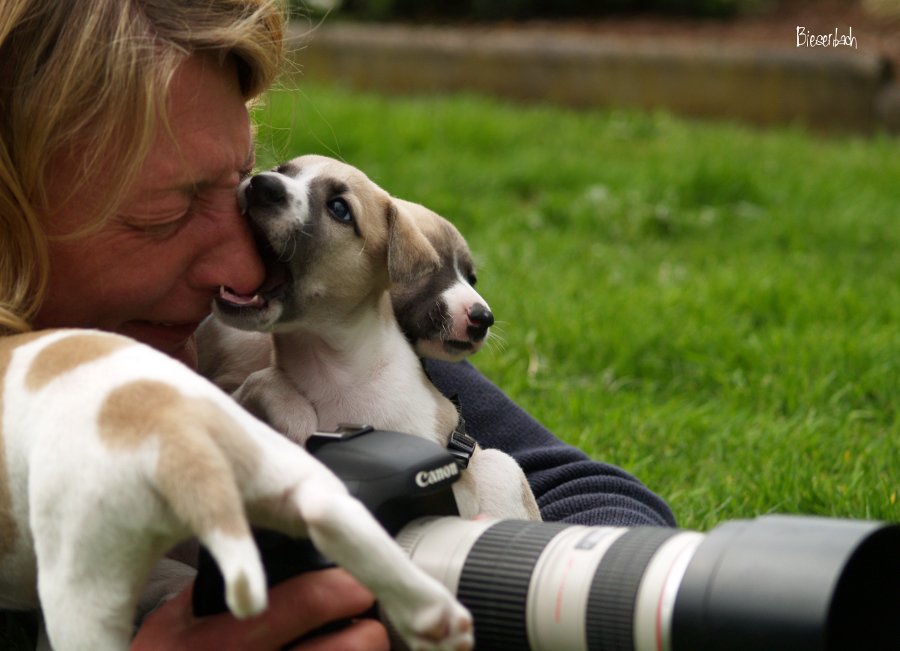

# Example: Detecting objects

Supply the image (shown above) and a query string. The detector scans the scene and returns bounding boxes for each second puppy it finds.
[210,155,540,521]
[390,198,494,362]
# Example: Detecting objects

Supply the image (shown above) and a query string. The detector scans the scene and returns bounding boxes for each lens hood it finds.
[672,515,900,650]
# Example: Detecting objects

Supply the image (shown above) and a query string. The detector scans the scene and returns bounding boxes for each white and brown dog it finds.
[389,198,494,362]
[0,329,472,651]
[201,155,540,521]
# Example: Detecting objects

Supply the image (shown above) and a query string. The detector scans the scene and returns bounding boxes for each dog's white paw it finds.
[385,593,474,651]
[225,568,268,619]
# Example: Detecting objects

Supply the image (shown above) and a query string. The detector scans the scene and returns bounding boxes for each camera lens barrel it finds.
[396,515,900,651]
[457,520,569,649]
[396,518,702,651]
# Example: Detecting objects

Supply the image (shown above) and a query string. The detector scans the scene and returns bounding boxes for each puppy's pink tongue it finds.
[218,286,265,307]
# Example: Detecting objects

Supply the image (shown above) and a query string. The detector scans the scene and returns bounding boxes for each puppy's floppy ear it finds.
[387,200,440,284]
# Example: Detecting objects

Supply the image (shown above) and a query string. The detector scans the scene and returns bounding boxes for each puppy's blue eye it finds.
[327,198,353,224]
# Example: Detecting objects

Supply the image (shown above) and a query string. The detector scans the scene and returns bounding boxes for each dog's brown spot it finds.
[0,331,48,561]
[99,380,260,538]
[25,332,133,392]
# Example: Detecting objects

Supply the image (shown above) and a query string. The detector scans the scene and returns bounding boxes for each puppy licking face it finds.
[390,199,494,362]
[215,156,439,332]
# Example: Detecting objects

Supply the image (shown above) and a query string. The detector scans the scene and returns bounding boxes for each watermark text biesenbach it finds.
[797,26,858,49]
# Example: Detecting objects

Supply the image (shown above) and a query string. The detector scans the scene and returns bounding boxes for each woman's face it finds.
[34,54,264,368]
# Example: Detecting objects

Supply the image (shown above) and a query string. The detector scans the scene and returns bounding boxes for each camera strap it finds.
[447,394,477,469]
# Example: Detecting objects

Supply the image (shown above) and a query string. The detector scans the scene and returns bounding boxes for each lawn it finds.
[4,71,900,651]
[252,81,900,531]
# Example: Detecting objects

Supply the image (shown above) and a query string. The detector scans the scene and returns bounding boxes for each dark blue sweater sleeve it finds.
[424,359,677,528]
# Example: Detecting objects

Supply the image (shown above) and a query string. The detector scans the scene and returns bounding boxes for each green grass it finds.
[251,81,900,531]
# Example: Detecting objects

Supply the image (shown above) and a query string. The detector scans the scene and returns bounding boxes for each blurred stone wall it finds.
[289,22,899,134]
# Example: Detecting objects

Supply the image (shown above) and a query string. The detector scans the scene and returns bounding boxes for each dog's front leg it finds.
[465,448,543,521]
[241,430,472,651]
[232,366,318,445]
[35,534,160,651]
[278,462,474,650]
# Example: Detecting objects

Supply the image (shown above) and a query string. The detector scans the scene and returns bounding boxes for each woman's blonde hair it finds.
[0,0,284,334]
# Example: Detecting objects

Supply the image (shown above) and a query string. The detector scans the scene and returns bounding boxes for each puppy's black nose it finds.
[467,304,494,341]
[246,173,287,208]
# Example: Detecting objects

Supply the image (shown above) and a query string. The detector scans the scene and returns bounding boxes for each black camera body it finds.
[194,427,900,651]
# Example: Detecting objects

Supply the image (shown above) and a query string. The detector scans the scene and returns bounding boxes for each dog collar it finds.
[447,394,476,469]
[448,418,477,469]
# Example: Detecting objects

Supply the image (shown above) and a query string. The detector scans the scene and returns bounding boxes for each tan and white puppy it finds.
[390,199,494,362]
[205,155,540,521]
[0,329,472,651]
[197,198,493,393]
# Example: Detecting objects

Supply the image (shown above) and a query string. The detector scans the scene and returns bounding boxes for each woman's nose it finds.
[190,205,266,297]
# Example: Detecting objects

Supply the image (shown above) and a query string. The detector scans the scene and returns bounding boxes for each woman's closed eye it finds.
[118,206,191,239]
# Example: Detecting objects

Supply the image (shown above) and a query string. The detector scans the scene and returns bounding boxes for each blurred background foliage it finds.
[291,0,775,21]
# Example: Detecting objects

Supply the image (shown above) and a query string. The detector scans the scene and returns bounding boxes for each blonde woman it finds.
[2,0,674,647]
[2,1,388,648]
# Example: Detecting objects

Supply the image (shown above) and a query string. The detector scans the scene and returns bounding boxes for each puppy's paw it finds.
[233,367,317,445]
[385,591,473,651]
[413,599,474,651]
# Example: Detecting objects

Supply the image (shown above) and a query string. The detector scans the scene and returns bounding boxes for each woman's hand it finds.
[132,568,389,651]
